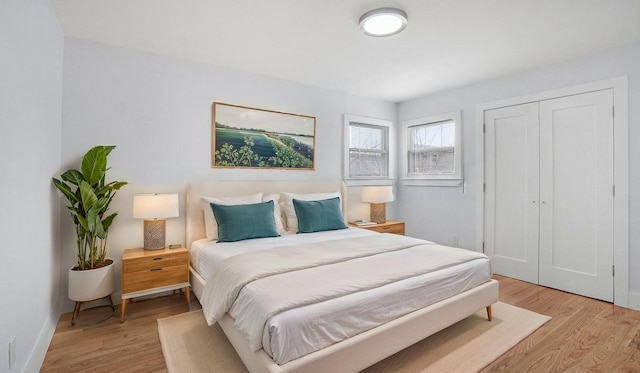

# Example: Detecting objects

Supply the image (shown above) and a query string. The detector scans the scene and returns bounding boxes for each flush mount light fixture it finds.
[359,7,408,37]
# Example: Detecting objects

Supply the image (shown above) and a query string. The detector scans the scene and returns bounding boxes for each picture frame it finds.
[212,102,316,169]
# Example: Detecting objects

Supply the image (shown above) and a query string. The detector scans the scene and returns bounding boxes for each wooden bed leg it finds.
[486,305,492,321]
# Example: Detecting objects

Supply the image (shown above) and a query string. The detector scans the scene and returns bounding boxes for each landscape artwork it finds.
[212,103,316,169]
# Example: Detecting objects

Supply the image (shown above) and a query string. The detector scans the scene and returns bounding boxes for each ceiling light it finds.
[359,8,408,37]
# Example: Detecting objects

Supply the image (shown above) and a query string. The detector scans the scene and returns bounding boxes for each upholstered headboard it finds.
[185,180,347,248]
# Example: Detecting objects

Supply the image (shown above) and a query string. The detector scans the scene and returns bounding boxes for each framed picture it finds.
[212,102,316,169]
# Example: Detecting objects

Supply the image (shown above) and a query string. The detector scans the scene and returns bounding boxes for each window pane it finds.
[350,124,383,150]
[409,120,455,175]
[348,122,388,178]
[349,150,387,177]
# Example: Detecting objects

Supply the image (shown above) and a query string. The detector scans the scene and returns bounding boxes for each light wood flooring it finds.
[41,275,640,372]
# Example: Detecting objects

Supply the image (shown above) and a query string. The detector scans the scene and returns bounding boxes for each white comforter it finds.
[201,233,489,353]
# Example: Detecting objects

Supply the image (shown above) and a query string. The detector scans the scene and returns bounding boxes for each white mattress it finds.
[191,229,491,365]
[190,227,379,281]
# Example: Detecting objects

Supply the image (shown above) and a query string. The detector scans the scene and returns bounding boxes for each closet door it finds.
[484,103,539,284]
[538,90,614,302]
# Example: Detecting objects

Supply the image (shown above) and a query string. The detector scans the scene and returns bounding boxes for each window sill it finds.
[400,178,462,187]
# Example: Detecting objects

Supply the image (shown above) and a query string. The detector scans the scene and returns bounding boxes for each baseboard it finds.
[24,307,60,372]
[628,291,640,311]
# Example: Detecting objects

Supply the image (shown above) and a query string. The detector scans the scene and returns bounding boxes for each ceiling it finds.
[51,0,640,103]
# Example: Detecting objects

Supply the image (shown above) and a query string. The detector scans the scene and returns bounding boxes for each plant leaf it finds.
[109,181,128,190]
[102,213,117,232]
[76,214,89,232]
[93,195,110,216]
[86,206,99,234]
[95,216,106,239]
[52,178,78,204]
[81,146,108,186]
[60,169,85,186]
[79,180,98,213]
[102,145,116,157]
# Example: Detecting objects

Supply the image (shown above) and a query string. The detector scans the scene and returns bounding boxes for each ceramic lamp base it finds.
[370,203,386,224]
[144,219,166,250]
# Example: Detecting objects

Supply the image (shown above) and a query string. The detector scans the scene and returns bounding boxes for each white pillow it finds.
[200,193,263,240]
[282,191,342,233]
[262,194,286,235]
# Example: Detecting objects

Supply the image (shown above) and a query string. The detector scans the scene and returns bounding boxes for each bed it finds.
[186,180,498,373]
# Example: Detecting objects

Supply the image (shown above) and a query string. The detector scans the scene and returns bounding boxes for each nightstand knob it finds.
[150,268,163,272]
[153,257,163,261]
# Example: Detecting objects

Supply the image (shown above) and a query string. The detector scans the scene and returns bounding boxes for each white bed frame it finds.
[186,180,499,373]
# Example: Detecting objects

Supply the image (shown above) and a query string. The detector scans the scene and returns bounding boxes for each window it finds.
[344,115,394,185]
[401,111,462,186]
[349,123,387,177]
[408,120,455,174]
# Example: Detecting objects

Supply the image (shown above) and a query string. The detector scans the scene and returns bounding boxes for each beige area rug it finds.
[157,302,550,373]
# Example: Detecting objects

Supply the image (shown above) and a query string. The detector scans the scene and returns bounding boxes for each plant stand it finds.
[71,294,115,326]
[68,259,116,326]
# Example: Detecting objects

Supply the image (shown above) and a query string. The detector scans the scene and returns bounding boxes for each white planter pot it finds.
[68,259,116,302]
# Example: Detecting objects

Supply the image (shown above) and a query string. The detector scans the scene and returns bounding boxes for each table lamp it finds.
[133,193,179,250]
[361,186,394,224]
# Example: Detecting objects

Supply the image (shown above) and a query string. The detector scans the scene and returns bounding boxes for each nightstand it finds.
[349,220,405,235]
[121,246,190,322]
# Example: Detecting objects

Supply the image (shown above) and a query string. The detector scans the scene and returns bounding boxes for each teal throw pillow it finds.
[292,197,348,233]
[210,200,279,242]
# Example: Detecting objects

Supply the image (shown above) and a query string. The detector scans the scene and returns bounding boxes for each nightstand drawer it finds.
[123,251,188,273]
[373,224,405,235]
[123,265,188,293]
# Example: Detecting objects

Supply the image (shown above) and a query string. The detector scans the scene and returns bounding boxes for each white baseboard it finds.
[628,291,640,311]
[24,308,60,372]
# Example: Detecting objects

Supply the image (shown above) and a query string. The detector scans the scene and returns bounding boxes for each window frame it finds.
[400,111,462,186]
[343,114,394,186]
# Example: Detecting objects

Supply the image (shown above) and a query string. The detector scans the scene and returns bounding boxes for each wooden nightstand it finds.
[121,246,190,322]
[349,220,405,235]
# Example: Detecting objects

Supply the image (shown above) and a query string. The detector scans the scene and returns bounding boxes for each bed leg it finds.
[486,305,492,321]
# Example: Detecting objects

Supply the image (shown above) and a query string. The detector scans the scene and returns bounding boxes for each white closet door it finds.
[484,103,539,284]
[538,89,614,302]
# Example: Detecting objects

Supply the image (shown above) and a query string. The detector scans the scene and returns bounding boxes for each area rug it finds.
[157,301,550,373]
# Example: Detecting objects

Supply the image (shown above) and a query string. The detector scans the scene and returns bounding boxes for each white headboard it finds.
[185,180,347,248]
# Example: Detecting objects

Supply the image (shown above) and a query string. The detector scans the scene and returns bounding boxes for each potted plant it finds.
[52,145,127,322]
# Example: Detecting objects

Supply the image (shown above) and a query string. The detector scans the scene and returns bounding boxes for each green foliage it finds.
[52,146,127,270]
[269,142,313,168]
[215,129,314,169]
[215,129,277,161]
[276,135,314,162]
[215,137,260,167]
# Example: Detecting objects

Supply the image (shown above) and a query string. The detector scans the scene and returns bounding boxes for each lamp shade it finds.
[361,186,394,203]
[133,193,179,219]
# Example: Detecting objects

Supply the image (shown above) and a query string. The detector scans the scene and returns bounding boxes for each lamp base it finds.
[143,219,166,250]
[370,203,386,224]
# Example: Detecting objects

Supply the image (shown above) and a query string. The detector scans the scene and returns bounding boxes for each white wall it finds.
[0,0,64,371]
[6,9,636,369]
[395,41,640,295]
[60,38,395,311]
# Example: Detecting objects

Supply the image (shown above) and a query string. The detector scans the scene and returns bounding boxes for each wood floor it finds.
[41,275,640,372]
